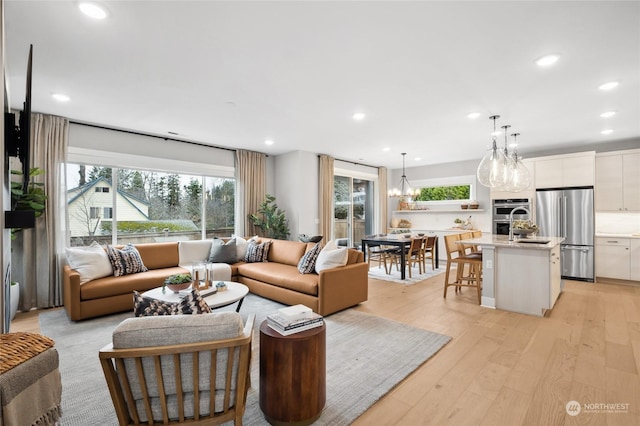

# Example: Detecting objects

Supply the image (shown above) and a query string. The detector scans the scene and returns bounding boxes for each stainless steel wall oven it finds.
[492,198,532,235]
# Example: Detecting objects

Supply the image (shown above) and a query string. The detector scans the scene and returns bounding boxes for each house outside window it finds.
[66,164,235,246]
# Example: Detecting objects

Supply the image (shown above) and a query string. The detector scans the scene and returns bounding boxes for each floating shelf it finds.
[393,209,485,213]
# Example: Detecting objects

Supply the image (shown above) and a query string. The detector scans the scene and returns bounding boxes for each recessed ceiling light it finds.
[78,2,108,19]
[598,81,619,91]
[414,157,421,161]
[352,112,366,121]
[600,111,617,118]
[601,129,614,135]
[52,93,70,102]
[536,54,560,67]
[382,147,390,152]
[264,139,274,146]
[467,112,481,119]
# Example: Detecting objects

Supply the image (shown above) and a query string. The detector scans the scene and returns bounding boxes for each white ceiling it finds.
[4,1,640,170]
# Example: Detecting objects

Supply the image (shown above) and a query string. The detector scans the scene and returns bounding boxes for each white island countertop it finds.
[458,234,565,250]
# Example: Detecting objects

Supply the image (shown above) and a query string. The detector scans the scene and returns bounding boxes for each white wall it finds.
[274,151,319,240]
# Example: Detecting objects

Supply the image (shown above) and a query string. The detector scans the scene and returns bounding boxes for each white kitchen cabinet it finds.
[595,150,640,211]
[595,237,630,280]
[549,245,562,307]
[534,152,595,189]
[631,240,640,281]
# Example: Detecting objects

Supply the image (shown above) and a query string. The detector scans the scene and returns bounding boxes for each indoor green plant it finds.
[163,273,193,293]
[10,167,47,239]
[248,194,290,239]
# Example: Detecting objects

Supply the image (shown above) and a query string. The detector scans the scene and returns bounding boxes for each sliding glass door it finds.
[333,176,375,248]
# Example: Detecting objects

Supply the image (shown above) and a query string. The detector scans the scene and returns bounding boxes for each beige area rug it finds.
[40,294,451,426]
[368,263,445,284]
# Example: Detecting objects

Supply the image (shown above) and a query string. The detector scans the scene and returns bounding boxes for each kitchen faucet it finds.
[509,206,531,241]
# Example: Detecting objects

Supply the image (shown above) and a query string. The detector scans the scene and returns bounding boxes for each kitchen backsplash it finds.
[595,212,640,234]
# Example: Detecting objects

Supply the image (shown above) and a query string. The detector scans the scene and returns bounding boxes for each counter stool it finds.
[443,234,482,304]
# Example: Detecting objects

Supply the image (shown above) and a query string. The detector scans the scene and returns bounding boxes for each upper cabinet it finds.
[595,150,640,211]
[534,152,595,189]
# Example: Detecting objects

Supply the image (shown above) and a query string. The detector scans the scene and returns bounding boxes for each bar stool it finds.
[443,234,482,304]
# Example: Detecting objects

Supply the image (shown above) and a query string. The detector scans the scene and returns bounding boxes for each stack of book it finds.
[266,304,324,336]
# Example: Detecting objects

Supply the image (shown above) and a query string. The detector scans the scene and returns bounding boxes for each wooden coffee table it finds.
[142,281,249,312]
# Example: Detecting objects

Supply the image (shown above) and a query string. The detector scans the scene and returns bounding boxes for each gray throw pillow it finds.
[208,238,237,264]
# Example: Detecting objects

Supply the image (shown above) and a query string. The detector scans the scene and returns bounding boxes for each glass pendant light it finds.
[505,133,531,192]
[476,115,504,187]
[489,125,514,190]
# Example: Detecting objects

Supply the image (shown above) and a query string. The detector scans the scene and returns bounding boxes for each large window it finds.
[413,184,471,201]
[67,163,235,246]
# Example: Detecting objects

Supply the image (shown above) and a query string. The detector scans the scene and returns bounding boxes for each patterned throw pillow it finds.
[244,239,272,263]
[133,288,212,317]
[106,243,148,277]
[297,243,322,274]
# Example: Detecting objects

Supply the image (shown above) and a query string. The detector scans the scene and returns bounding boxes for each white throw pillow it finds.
[178,240,212,268]
[234,235,257,261]
[65,241,113,284]
[315,240,348,273]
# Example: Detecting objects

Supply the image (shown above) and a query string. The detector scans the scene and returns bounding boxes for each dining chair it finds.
[421,236,437,271]
[367,243,390,274]
[443,233,482,304]
[387,237,423,278]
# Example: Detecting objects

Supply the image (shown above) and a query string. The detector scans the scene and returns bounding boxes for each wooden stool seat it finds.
[443,234,483,304]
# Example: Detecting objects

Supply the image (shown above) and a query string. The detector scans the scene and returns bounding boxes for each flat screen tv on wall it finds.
[4,44,34,229]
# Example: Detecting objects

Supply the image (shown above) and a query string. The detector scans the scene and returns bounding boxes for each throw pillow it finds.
[244,239,271,263]
[208,238,237,264]
[233,235,258,261]
[133,288,212,317]
[65,241,114,284]
[315,240,349,273]
[297,243,322,274]
[106,243,148,277]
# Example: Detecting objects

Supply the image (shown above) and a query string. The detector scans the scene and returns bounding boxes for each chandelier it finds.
[388,153,420,198]
[476,115,530,192]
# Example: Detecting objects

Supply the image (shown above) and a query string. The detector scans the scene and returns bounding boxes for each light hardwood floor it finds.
[10,271,640,425]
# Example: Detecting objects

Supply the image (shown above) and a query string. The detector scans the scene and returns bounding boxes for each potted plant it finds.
[163,273,193,293]
[248,194,290,239]
[9,167,47,239]
[10,281,20,321]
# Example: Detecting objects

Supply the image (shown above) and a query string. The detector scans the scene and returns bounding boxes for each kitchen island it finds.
[458,235,565,317]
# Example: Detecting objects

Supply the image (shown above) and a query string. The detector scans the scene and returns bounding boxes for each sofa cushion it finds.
[245,240,271,263]
[136,242,180,270]
[81,267,188,301]
[208,238,237,264]
[178,240,212,268]
[133,288,212,317]
[65,241,113,284]
[263,239,307,266]
[297,243,321,274]
[235,262,318,296]
[107,244,149,277]
[315,240,348,273]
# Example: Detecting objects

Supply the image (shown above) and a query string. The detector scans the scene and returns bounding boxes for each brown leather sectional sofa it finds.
[63,238,368,321]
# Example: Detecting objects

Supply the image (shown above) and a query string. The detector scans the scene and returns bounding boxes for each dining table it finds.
[361,235,439,280]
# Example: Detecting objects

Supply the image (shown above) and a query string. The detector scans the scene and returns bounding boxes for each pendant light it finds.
[476,115,505,187]
[388,153,419,198]
[504,133,531,192]
[489,124,514,189]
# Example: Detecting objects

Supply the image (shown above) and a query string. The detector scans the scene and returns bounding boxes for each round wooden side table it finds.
[259,320,326,425]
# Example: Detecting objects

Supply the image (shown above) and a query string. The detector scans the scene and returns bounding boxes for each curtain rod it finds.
[70,120,238,153]
[318,154,381,169]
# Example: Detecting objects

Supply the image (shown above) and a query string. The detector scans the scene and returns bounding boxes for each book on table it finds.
[267,319,324,336]
[266,310,323,335]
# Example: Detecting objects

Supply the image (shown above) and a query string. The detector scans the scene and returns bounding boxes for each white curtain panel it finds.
[378,167,388,234]
[235,149,266,238]
[13,114,68,310]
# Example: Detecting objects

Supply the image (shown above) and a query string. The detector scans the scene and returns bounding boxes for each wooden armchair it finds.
[99,312,255,425]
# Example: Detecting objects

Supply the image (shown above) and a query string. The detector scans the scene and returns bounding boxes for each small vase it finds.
[10,282,19,321]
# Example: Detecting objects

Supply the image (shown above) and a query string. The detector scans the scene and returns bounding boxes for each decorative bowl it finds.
[166,282,192,293]
[417,233,425,236]
[460,204,469,210]
[512,228,537,237]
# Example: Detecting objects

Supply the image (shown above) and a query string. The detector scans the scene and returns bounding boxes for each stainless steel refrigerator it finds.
[536,187,595,282]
